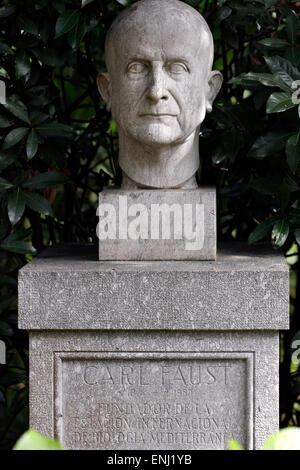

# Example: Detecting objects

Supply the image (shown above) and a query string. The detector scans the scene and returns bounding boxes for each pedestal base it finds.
[29,330,278,450]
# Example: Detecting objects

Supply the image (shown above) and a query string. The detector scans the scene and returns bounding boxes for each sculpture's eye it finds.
[127,62,148,74]
[168,62,189,74]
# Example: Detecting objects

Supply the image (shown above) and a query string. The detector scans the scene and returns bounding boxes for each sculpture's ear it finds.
[97,72,112,112]
[206,70,223,113]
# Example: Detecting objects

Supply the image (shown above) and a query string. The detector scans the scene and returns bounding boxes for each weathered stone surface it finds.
[98,188,216,261]
[20,243,288,450]
[0,340,5,364]
[29,330,278,450]
[18,243,289,330]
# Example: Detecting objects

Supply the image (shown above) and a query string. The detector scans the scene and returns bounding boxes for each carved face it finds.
[98,15,221,147]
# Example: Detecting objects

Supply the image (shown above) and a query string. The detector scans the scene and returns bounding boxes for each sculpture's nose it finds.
[147,63,169,103]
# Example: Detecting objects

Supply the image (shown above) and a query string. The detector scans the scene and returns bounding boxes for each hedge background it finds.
[0,0,299,449]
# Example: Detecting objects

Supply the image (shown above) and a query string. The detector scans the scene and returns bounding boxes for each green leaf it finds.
[13,430,65,451]
[23,172,69,189]
[0,113,14,128]
[26,129,38,160]
[286,132,300,173]
[0,41,14,55]
[0,149,18,170]
[248,217,278,244]
[248,131,289,159]
[18,17,39,35]
[36,122,74,141]
[263,428,300,450]
[32,48,67,67]
[0,5,17,18]
[258,38,289,48]
[5,228,32,241]
[116,0,128,4]
[285,47,300,67]
[266,92,295,113]
[52,0,66,14]
[3,95,30,124]
[0,275,17,287]
[55,10,80,39]
[251,0,277,5]
[22,191,52,215]
[81,0,95,6]
[15,50,31,81]
[7,189,25,225]
[272,219,289,248]
[0,320,13,336]
[228,439,244,450]
[265,55,300,84]
[0,177,13,190]
[295,228,300,245]
[286,12,300,44]
[1,240,35,255]
[2,127,28,150]
[30,111,49,126]
[229,72,290,92]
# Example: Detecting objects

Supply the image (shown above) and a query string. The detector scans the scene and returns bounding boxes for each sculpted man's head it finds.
[97,0,222,189]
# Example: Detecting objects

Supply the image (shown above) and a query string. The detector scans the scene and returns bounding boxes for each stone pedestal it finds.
[18,243,289,450]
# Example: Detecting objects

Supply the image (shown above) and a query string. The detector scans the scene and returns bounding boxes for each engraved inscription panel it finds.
[55,353,253,450]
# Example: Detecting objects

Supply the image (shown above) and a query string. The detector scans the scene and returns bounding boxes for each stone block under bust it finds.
[97,188,216,260]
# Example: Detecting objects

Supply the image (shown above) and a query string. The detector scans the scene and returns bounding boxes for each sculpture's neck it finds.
[118,130,200,189]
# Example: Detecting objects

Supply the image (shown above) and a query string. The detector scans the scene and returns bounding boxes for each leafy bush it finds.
[0,0,299,449]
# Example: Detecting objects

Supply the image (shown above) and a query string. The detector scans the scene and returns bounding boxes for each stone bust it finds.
[97,0,222,189]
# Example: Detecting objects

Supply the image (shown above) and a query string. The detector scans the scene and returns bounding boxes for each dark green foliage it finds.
[0,0,299,448]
